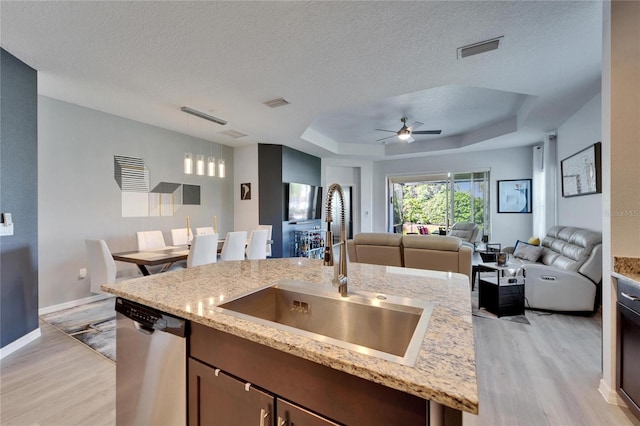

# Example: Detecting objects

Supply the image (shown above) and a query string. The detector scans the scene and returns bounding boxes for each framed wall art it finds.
[240,182,251,200]
[561,142,602,197]
[497,179,532,213]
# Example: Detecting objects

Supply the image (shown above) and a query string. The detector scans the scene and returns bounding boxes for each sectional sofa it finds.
[346,233,472,280]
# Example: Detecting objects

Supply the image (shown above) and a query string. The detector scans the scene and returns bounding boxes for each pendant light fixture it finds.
[207,155,216,177]
[218,158,226,178]
[184,152,193,174]
[196,154,205,176]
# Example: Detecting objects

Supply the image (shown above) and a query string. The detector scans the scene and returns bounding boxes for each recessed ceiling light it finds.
[219,129,248,139]
[263,97,290,108]
[457,36,503,59]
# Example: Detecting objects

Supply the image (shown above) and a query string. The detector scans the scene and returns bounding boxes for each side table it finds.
[478,262,525,317]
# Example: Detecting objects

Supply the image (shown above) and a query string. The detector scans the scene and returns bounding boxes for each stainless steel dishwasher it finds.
[115,297,188,426]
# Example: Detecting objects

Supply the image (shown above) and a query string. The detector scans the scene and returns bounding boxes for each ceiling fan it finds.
[375,117,441,143]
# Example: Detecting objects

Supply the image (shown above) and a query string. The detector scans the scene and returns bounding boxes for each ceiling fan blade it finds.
[375,128,397,133]
[406,136,415,143]
[407,121,424,131]
[412,130,442,135]
[376,134,398,142]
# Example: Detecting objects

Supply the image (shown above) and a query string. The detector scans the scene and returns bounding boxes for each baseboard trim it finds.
[599,378,628,407]
[0,328,41,360]
[38,294,113,316]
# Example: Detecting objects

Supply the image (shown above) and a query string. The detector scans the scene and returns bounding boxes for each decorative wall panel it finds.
[114,155,200,217]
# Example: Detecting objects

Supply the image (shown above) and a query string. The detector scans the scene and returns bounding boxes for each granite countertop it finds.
[613,257,640,286]
[102,258,478,414]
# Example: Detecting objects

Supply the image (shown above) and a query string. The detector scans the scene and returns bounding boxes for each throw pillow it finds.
[528,237,540,246]
[513,242,544,262]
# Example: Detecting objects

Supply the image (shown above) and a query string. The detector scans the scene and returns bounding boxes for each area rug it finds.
[40,297,116,362]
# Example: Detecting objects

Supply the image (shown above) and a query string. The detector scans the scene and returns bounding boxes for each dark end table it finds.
[478,262,525,317]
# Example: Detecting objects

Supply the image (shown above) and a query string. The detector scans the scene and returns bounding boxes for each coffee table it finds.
[477,262,525,317]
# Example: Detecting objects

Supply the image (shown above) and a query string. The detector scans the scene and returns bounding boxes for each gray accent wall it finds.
[258,144,322,258]
[1,49,39,348]
[38,96,234,309]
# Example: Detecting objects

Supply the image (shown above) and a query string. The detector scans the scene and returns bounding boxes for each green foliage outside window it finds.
[402,184,484,227]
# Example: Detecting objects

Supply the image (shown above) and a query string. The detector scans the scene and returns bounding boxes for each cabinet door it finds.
[276,399,341,426]
[618,302,640,418]
[189,358,274,426]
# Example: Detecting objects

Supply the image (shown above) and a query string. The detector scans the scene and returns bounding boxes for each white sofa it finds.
[506,226,602,313]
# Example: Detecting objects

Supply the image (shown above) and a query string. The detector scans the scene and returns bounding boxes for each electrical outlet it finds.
[79,268,87,279]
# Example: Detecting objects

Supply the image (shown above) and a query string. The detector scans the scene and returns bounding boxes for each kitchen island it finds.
[103,258,477,424]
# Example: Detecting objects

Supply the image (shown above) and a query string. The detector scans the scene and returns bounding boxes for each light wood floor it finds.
[465,296,639,426]
[1,306,638,425]
[0,320,115,426]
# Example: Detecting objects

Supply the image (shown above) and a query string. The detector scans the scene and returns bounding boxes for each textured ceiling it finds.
[0,1,602,160]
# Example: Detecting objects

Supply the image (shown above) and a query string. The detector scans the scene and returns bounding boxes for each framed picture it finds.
[497,179,532,213]
[240,183,251,200]
[561,142,602,197]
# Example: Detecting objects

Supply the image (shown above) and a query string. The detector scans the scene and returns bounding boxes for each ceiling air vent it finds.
[457,36,503,59]
[263,97,290,108]
[218,129,248,139]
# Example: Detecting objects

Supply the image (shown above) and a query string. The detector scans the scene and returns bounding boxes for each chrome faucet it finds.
[323,183,348,297]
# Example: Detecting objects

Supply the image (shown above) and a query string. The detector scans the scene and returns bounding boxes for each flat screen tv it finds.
[288,182,321,222]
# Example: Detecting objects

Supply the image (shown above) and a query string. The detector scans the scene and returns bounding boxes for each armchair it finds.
[448,222,480,244]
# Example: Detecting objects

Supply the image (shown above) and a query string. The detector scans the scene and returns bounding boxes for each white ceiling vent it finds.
[218,129,248,139]
[263,97,290,108]
[457,36,503,59]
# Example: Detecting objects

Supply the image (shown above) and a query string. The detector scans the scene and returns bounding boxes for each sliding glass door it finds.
[388,171,490,237]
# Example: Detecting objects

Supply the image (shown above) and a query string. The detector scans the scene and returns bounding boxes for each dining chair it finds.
[246,229,269,260]
[85,239,117,295]
[256,224,273,257]
[195,226,215,236]
[187,233,219,267]
[171,227,193,246]
[136,230,166,250]
[220,231,247,261]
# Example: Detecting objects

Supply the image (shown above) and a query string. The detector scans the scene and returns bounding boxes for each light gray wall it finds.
[38,96,234,308]
[233,144,259,232]
[372,146,534,248]
[557,92,603,231]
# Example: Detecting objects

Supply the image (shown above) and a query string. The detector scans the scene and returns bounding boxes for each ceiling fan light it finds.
[398,130,411,140]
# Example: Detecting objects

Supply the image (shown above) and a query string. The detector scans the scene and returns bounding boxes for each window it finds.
[388,171,490,238]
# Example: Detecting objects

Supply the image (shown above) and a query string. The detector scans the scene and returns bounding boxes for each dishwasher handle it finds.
[133,321,155,335]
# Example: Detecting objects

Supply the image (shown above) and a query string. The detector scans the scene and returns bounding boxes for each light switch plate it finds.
[0,223,14,236]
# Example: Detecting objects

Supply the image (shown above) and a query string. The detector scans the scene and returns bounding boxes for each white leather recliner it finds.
[506,226,602,312]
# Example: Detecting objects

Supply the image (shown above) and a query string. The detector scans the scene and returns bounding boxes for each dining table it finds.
[113,238,272,276]
[111,246,191,276]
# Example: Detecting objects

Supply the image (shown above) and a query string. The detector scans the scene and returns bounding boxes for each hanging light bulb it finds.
[184,152,193,174]
[207,156,216,177]
[196,154,205,176]
[218,158,226,178]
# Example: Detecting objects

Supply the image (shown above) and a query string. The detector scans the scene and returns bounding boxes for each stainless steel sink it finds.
[212,279,434,366]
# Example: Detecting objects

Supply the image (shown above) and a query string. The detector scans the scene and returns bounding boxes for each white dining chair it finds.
[136,230,166,250]
[195,226,215,236]
[257,224,273,257]
[171,228,193,246]
[187,234,219,267]
[246,229,269,260]
[85,239,117,295]
[220,231,247,261]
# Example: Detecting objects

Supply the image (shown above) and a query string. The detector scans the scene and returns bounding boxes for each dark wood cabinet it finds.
[189,323,437,426]
[189,358,274,426]
[189,357,340,426]
[617,278,640,421]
